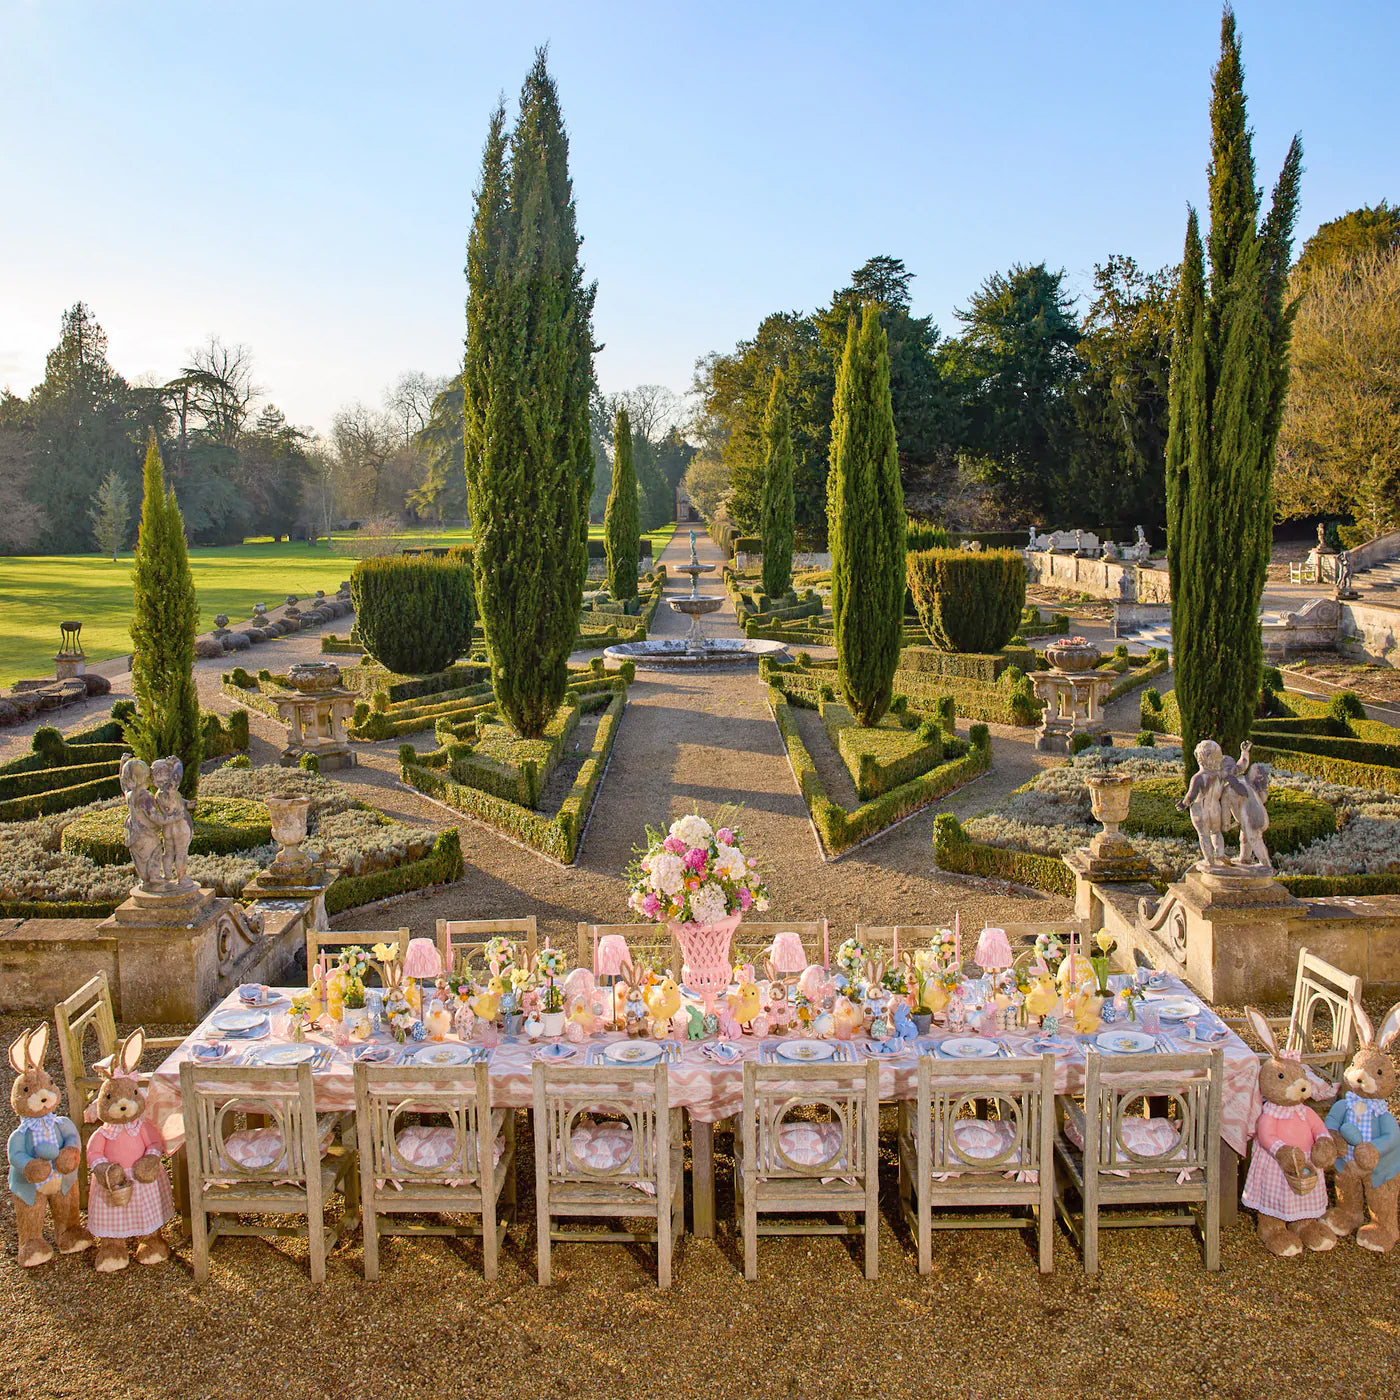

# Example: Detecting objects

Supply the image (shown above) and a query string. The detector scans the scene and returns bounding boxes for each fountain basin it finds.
[605,639,789,669]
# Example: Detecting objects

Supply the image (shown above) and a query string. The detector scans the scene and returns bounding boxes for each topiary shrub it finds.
[110,699,136,723]
[1070,732,1093,755]
[1328,690,1367,722]
[906,518,950,552]
[299,752,320,774]
[618,660,636,684]
[224,754,252,769]
[935,695,957,736]
[1262,666,1284,691]
[1137,730,1156,747]
[32,727,66,766]
[907,548,1026,653]
[968,723,990,751]
[795,651,811,668]
[351,555,475,676]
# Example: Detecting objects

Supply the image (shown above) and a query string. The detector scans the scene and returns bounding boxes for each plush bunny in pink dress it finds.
[85,1029,173,1271]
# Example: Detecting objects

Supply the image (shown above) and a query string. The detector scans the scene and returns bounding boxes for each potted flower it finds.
[834,936,867,1001]
[625,813,770,1015]
[1033,930,1066,974]
[337,946,371,1033]
[1090,931,1117,997]
[535,945,568,1037]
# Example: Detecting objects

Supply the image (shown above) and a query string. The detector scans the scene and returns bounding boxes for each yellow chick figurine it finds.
[1024,974,1060,1021]
[566,995,599,1035]
[728,980,763,1029]
[470,974,504,1023]
[832,995,864,1039]
[1069,987,1100,1035]
[920,980,950,1015]
[644,975,682,1026]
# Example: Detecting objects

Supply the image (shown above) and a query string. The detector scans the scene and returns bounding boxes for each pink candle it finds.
[954,911,961,967]
[1067,931,1076,989]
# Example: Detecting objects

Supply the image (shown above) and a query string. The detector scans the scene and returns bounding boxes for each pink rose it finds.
[747,858,757,869]
[684,848,707,873]
[738,887,753,910]
[641,893,661,919]
[716,828,735,845]
[663,836,685,854]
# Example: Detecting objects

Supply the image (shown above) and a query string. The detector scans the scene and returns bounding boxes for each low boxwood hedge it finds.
[0,774,124,823]
[1276,873,1400,897]
[60,797,273,864]
[1122,775,1335,855]
[932,813,1077,897]
[898,646,1036,682]
[0,760,120,803]
[324,828,465,916]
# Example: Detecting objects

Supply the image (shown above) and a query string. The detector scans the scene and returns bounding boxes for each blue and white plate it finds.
[244,1042,319,1067]
[937,1036,1001,1059]
[1095,1030,1156,1054]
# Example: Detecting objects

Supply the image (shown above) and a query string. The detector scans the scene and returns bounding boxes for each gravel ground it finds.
[6,539,1397,1396]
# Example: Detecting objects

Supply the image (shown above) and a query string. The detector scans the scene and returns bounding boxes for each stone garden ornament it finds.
[1176,739,1271,871]
[121,755,195,892]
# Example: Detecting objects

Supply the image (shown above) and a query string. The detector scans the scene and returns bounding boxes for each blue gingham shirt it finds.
[25,1113,63,1152]
[1336,1092,1390,1164]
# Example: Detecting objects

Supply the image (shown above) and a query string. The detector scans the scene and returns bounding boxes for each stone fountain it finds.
[604,530,788,669]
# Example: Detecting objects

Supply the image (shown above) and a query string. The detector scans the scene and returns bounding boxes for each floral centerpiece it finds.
[1089,931,1117,997]
[833,937,867,1003]
[626,813,769,1014]
[1033,930,1066,973]
[337,947,370,1032]
[534,945,568,1036]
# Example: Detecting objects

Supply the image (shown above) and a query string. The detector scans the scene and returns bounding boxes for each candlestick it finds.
[954,911,961,968]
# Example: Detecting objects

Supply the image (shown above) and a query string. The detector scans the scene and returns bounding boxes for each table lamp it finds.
[769,932,808,991]
[974,924,1013,977]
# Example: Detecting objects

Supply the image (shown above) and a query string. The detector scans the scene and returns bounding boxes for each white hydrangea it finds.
[689,881,727,925]
[649,852,685,896]
[712,843,747,882]
[669,814,713,849]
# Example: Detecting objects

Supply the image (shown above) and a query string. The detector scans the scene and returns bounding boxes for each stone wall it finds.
[1026,550,1171,604]
[1347,529,1400,573]
[1339,600,1400,664]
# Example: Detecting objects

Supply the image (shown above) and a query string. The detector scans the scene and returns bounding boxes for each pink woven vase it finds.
[669,911,742,1016]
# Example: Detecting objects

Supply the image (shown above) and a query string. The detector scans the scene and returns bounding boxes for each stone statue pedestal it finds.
[1066,835,1150,884]
[1179,861,1300,911]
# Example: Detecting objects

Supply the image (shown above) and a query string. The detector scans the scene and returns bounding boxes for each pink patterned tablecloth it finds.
[147,980,1263,1157]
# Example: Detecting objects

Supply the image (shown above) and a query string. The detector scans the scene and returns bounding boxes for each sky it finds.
[1,0,1396,436]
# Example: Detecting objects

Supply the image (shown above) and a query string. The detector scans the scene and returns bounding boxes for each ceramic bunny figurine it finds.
[7,1026,91,1267]
[1241,1007,1337,1257]
[1323,1000,1400,1252]
[85,1029,174,1271]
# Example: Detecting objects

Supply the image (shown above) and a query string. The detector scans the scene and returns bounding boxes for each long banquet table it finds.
[148,975,1261,1235]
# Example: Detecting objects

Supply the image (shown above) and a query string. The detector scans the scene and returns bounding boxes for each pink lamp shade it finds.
[974,925,1014,972]
[403,937,443,979]
[769,932,808,975]
[595,934,630,977]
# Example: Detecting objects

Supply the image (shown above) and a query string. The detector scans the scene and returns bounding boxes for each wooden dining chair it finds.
[532,1061,684,1289]
[353,1061,515,1281]
[1053,1047,1223,1274]
[736,1059,880,1280]
[577,923,680,979]
[180,1060,358,1285]
[305,927,409,986]
[435,917,538,978]
[1221,946,1362,1082]
[731,920,829,973]
[898,1053,1056,1273]
[53,972,183,1205]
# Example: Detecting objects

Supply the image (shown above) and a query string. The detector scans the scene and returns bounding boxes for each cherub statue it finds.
[1177,740,1234,867]
[1135,524,1148,549]
[119,758,165,891]
[150,757,193,887]
[1228,742,1272,869]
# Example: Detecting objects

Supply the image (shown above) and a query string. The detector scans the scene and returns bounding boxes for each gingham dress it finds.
[86,1121,174,1239]
[1242,1103,1329,1222]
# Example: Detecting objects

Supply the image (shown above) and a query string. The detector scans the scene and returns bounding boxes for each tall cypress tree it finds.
[464,51,596,739]
[604,405,639,599]
[1167,9,1302,774]
[827,305,906,727]
[128,432,202,797]
[760,369,795,600]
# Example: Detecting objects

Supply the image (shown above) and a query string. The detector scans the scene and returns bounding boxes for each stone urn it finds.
[287,661,342,693]
[1086,772,1134,838]
[1044,638,1102,673]
[266,795,313,878]
[1072,771,1149,879]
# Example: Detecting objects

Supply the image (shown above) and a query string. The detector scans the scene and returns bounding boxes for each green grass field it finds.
[0,523,678,688]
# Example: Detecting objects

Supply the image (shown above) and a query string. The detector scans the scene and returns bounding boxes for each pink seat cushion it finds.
[568,1122,636,1173]
[775,1120,845,1170]
[392,1124,504,1178]
[1064,1114,1193,1179]
[938,1119,1037,1183]
[218,1114,338,1173]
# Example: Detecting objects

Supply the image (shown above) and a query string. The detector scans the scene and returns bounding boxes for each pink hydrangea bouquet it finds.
[626,813,770,925]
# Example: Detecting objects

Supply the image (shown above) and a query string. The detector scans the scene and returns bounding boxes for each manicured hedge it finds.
[325,828,465,916]
[907,548,1026,653]
[898,646,1036,682]
[0,897,121,919]
[61,797,273,864]
[350,555,476,675]
[1122,776,1336,855]
[771,690,991,857]
[823,704,948,800]
[1248,744,1400,797]
[0,774,124,823]
[1277,873,1400,897]
[0,760,119,803]
[932,813,1076,897]
[401,691,625,864]
[1107,656,1169,703]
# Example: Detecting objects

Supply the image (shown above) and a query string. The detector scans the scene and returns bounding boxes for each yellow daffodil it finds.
[372,942,400,964]
[1094,932,1115,953]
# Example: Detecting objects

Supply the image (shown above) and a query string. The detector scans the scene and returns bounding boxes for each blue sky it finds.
[1,0,1395,434]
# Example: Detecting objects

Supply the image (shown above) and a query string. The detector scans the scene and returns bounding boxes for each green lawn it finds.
[0,524,679,688]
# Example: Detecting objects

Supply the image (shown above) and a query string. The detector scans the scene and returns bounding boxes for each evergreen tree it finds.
[604,405,639,599]
[827,306,906,727]
[89,470,130,561]
[760,369,795,599]
[127,433,202,797]
[1167,9,1302,775]
[464,52,596,738]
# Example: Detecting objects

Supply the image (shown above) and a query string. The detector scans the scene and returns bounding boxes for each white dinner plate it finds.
[604,1040,665,1064]
[1096,1030,1156,1054]
[776,1039,836,1063]
[211,1009,268,1033]
[406,1042,477,1066]
[1146,998,1199,1021]
[245,1042,319,1067]
[938,1036,1002,1059]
